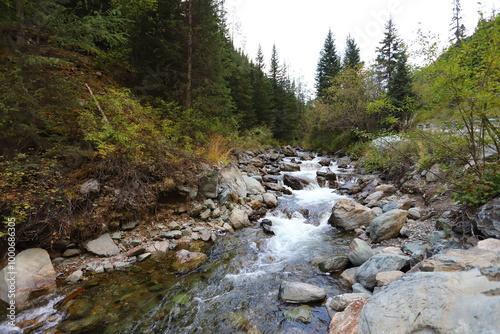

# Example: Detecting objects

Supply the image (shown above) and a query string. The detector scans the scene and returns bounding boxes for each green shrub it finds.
[452,162,500,206]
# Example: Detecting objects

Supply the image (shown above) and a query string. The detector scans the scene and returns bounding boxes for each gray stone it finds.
[283,174,310,190]
[328,200,377,231]
[327,293,371,312]
[318,256,350,273]
[337,156,351,168]
[229,208,251,230]
[284,305,312,324]
[243,175,265,195]
[198,171,219,199]
[340,267,358,287]
[425,163,445,182]
[368,209,408,243]
[84,233,120,257]
[199,209,212,220]
[352,283,373,295]
[114,261,132,270]
[125,246,145,257]
[0,248,56,306]
[407,207,421,220]
[121,221,137,231]
[204,198,216,210]
[111,232,122,240]
[94,265,105,273]
[263,193,278,208]
[348,238,375,266]
[171,249,207,274]
[62,249,81,257]
[355,253,410,290]
[279,281,327,303]
[66,270,83,283]
[477,238,500,252]
[52,257,64,264]
[168,222,181,229]
[218,163,247,201]
[381,199,413,213]
[364,191,385,204]
[80,179,100,195]
[282,145,297,157]
[137,252,151,262]
[374,184,397,195]
[476,197,500,238]
[280,162,301,172]
[358,269,500,334]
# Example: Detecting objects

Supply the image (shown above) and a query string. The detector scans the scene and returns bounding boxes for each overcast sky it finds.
[225,0,499,94]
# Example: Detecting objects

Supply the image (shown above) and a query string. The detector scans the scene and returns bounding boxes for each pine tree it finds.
[315,29,341,100]
[451,0,467,44]
[343,35,361,69]
[387,52,415,128]
[375,18,401,91]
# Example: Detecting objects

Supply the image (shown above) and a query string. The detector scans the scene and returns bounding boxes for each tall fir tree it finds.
[343,35,361,69]
[451,0,467,44]
[375,18,402,91]
[315,29,341,100]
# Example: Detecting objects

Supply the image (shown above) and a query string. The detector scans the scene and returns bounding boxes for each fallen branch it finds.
[85,83,109,123]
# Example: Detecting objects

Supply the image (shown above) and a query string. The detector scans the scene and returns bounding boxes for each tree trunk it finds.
[186,0,193,109]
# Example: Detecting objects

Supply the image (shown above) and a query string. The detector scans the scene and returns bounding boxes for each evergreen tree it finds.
[343,35,361,69]
[375,19,415,129]
[315,29,341,100]
[451,0,467,43]
[375,18,401,91]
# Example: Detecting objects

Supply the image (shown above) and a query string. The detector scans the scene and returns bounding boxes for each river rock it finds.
[348,238,374,266]
[340,268,358,287]
[66,270,83,283]
[284,305,312,323]
[358,269,500,334]
[218,163,247,201]
[279,281,327,303]
[355,253,410,290]
[62,248,81,257]
[280,162,300,172]
[318,256,350,273]
[364,191,384,204]
[0,248,56,306]
[475,197,500,238]
[327,293,371,312]
[328,200,377,231]
[262,193,278,208]
[367,209,408,243]
[477,238,500,252]
[407,207,421,220]
[171,249,207,274]
[329,298,368,334]
[243,175,265,195]
[283,174,310,190]
[84,233,120,257]
[374,184,397,195]
[416,247,499,273]
[337,156,351,168]
[125,246,145,257]
[375,271,404,287]
[198,170,219,199]
[229,208,251,230]
[282,145,297,157]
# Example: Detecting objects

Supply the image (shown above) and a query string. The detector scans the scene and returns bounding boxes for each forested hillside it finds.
[0,0,305,248]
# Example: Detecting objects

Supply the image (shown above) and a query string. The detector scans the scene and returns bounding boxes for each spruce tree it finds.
[315,29,341,100]
[343,35,361,69]
[375,18,401,90]
[451,0,467,44]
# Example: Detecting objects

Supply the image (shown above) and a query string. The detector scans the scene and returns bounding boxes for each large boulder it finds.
[348,238,374,266]
[279,281,327,303]
[355,253,410,290]
[262,193,278,208]
[318,256,350,273]
[476,197,500,238]
[84,233,120,257]
[0,248,56,306]
[283,174,310,190]
[242,175,265,195]
[328,200,377,231]
[415,247,499,273]
[198,170,219,199]
[218,163,247,202]
[358,269,500,334]
[367,209,408,243]
[229,208,251,230]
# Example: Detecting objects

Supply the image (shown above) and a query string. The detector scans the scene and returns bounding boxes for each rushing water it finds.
[1,155,356,334]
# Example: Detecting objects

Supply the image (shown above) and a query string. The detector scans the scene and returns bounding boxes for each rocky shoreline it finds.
[1,146,499,333]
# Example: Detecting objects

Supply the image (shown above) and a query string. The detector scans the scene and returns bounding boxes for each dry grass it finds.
[204,134,234,164]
